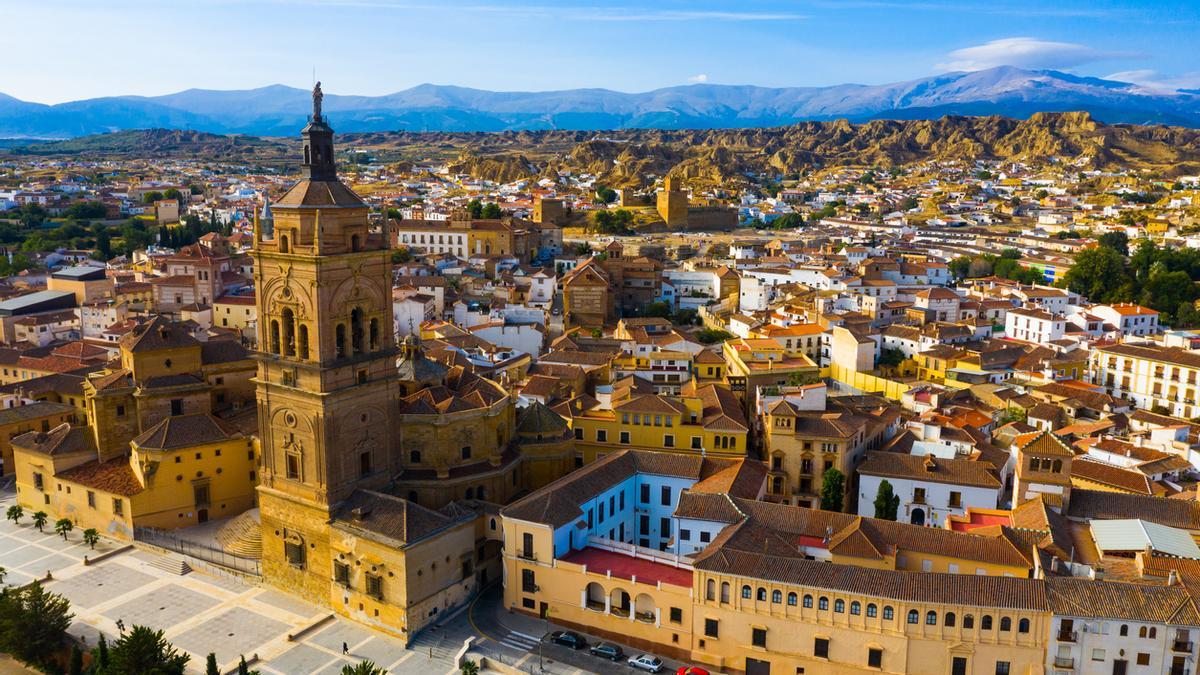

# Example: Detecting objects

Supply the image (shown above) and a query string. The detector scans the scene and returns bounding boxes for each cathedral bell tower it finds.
[253,83,401,603]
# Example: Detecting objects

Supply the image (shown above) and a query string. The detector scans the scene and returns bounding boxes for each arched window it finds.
[336,324,347,358]
[1052,459,1062,472]
[351,308,364,354]
[1139,626,1148,638]
[981,615,993,630]
[787,592,797,606]
[907,610,919,624]
[883,606,894,620]
[477,487,485,502]
[1120,624,1128,637]
[705,579,716,601]
[963,614,974,629]
[945,612,956,627]
[298,324,309,359]
[741,585,752,599]
[369,318,380,351]
[926,611,937,625]
[304,146,310,165]
[850,601,861,616]
[772,590,782,604]
[720,582,730,603]
[281,308,296,356]
[999,617,1011,632]
[818,597,829,610]
[351,234,362,252]
[756,587,766,602]
[803,595,813,608]
[834,599,845,613]
[270,319,281,354]
[279,234,290,253]
[1018,618,1030,634]
[1149,627,1157,639]
[866,604,878,618]
[465,487,474,499]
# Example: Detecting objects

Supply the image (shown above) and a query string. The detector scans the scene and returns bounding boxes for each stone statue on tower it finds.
[312,81,323,120]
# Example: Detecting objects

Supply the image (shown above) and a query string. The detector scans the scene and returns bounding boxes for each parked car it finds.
[589,642,625,661]
[629,654,664,673]
[549,630,587,649]
[677,667,711,675]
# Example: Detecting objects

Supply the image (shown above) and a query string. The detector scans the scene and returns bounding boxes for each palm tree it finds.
[83,528,100,549]
[32,510,48,532]
[5,504,23,525]
[340,661,386,675]
[54,518,73,540]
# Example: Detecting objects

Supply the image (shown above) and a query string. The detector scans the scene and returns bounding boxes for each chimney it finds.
[1169,569,1179,586]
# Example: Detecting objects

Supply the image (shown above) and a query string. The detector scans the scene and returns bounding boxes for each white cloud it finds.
[1105,69,1200,93]
[936,37,1132,72]
[688,74,709,84]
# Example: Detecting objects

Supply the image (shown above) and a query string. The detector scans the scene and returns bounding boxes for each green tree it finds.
[64,201,108,220]
[341,661,387,675]
[94,634,110,671]
[0,582,74,666]
[83,528,100,550]
[461,660,480,675]
[55,518,73,540]
[69,644,83,675]
[465,199,483,219]
[1141,270,1200,317]
[1061,246,1131,304]
[206,652,221,675]
[873,480,900,521]
[595,186,617,204]
[107,625,189,675]
[480,202,502,219]
[5,505,22,525]
[142,191,164,205]
[1097,231,1130,256]
[32,511,47,532]
[163,188,183,202]
[390,248,413,264]
[696,328,733,344]
[642,301,672,319]
[820,469,845,512]
[948,256,971,280]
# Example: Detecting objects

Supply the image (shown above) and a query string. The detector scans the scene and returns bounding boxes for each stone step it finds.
[148,553,191,576]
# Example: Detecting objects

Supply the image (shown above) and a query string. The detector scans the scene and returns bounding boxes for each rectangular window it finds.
[752,628,767,648]
[661,485,671,506]
[87,491,96,508]
[33,472,43,491]
[360,452,371,477]
[365,573,383,600]
[660,517,670,535]
[284,539,305,569]
[700,531,711,543]
[691,436,702,449]
[286,453,300,480]
[574,428,583,440]
[521,568,537,593]
[597,429,607,442]
[112,498,124,516]
[619,491,625,510]
[639,515,649,535]
[334,561,351,586]
[994,662,1010,675]
[868,648,882,668]
[640,484,649,503]
[704,618,719,638]
[681,529,691,541]
[619,431,630,444]
[670,607,682,624]
[663,434,674,448]
[814,637,829,659]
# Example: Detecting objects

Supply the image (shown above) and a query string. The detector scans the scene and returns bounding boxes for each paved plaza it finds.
[0,490,455,675]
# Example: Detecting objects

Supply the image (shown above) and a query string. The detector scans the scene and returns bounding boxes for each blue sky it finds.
[6,0,1199,103]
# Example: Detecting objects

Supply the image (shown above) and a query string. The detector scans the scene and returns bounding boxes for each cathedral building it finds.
[252,88,574,640]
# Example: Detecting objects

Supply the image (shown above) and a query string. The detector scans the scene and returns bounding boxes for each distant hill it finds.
[14,113,1200,186]
[4,67,1200,138]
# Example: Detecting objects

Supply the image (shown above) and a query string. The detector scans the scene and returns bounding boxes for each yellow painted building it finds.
[553,382,748,464]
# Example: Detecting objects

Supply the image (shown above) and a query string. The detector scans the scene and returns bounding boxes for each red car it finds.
[677,668,710,675]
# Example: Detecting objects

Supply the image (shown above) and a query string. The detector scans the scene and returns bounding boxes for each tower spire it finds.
[300,82,337,182]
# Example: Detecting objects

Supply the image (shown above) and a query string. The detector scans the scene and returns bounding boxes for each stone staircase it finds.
[148,553,191,576]
[215,509,262,559]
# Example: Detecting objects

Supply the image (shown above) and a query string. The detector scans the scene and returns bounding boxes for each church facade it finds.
[252,90,574,640]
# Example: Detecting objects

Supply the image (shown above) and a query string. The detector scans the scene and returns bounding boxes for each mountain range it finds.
[4,66,1200,139]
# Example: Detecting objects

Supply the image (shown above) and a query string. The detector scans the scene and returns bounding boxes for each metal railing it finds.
[1053,656,1074,669]
[134,526,261,576]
